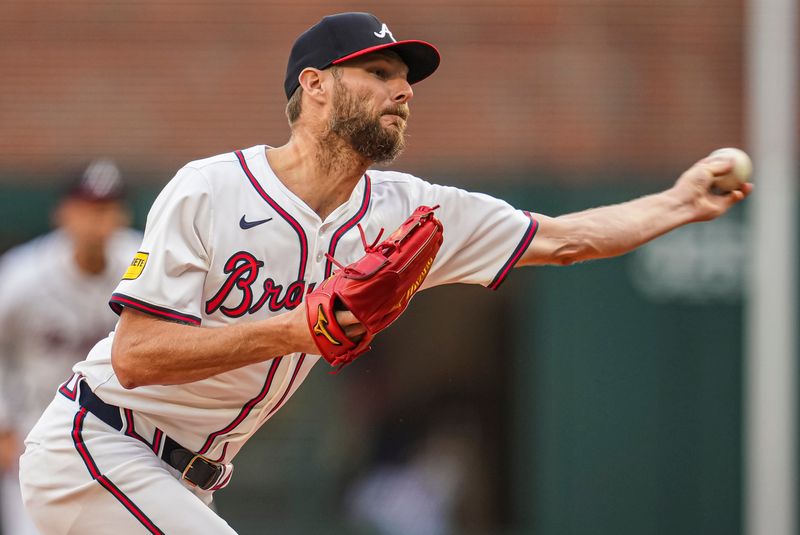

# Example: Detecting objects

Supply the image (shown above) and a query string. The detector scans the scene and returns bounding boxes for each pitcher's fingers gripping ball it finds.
[306,205,444,370]
[707,147,753,194]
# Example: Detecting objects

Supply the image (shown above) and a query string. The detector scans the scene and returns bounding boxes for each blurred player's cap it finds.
[64,158,126,202]
[285,12,440,99]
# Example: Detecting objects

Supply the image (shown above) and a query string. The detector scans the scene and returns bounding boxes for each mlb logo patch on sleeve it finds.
[123,252,149,280]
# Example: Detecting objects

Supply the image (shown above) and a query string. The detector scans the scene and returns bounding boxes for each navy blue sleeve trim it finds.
[109,293,201,326]
[488,211,539,290]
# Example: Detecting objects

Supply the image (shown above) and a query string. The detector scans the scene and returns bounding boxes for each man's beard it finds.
[327,80,408,165]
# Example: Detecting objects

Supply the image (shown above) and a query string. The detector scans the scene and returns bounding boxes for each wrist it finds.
[661,187,698,224]
[272,306,316,355]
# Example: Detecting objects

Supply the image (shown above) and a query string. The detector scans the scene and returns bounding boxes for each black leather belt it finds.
[77,381,222,490]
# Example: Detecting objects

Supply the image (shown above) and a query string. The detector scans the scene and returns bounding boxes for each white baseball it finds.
[708,147,752,193]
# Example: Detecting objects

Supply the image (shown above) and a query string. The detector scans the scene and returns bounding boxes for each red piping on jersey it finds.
[58,373,84,401]
[208,442,229,463]
[324,175,372,278]
[72,409,101,479]
[110,293,201,326]
[235,150,309,281]
[210,471,233,491]
[199,354,308,460]
[123,408,164,455]
[488,211,539,290]
[71,408,166,534]
[264,354,306,420]
[197,356,284,455]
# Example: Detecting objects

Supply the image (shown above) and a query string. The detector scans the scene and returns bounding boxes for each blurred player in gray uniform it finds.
[0,159,141,534]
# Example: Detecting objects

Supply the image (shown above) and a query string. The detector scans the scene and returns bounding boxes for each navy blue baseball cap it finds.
[64,158,126,202]
[284,12,440,99]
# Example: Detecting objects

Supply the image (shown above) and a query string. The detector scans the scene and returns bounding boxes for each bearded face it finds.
[327,77,409,164]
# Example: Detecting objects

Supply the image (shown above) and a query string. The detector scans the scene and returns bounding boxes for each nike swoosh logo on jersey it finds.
[239,215,273,229]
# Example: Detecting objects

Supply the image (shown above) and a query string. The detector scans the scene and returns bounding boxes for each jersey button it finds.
[316,252,324,261]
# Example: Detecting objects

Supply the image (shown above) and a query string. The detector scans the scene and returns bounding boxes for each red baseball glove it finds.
[306,205,444,370]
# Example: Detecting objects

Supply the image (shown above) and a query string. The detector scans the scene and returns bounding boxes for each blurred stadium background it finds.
[0,1,796,534]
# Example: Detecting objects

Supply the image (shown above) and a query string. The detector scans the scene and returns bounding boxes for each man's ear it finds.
[298,68,328,104]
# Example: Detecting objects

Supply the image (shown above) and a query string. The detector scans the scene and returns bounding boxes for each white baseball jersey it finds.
[72,144,538,483]
[0,228,142,434]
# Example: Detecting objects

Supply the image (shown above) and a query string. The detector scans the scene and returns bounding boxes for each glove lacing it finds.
[325,224,386,275]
